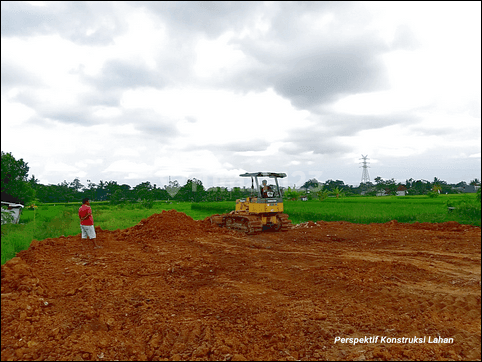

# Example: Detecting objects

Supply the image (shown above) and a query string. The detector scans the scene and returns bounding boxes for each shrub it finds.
[317,190,329,201]
[449,194,481,221]
[284,187,301,201]
[141,198,154,209]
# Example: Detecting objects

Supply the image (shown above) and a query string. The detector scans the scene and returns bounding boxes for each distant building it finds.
[396,185,407,196]
[1,201,24,224]
[376,189,390,196]
[462,185,480,193]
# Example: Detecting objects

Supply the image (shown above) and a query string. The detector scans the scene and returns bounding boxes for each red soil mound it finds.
[2,210,480,361]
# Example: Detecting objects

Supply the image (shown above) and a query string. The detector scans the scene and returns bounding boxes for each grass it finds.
[191,194,481,225]
[1,201,214,265]
[2,194,480,265]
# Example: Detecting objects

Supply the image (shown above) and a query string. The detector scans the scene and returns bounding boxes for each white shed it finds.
[1,201,24,224]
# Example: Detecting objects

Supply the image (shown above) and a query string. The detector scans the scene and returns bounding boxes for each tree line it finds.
[293,176,480,200]
[2,151,480,206]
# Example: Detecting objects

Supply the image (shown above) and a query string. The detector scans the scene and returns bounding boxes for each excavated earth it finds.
[1,210,481,361]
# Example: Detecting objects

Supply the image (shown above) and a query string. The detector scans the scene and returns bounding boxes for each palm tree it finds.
[432,185,442,193]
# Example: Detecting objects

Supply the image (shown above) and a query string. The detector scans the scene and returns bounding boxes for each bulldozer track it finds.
[222,215,262,234]
[275,213,292,232]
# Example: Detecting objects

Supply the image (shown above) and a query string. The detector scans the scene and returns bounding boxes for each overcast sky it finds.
[2,1,481,190]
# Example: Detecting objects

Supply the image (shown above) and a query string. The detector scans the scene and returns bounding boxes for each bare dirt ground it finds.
[1,210,481,361]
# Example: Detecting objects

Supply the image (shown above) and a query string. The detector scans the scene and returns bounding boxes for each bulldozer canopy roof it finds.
[239,172,287,178]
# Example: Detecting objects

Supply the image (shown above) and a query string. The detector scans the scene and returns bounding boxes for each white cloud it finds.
[103,160,154,174]
[1,99,35,124]
[1,2,480,188]
[42,161,86,181]
[44,162,79,173]
[75,159,103,168]
[92,107,122,119]
[113,147,142,157]
[121,87,310,145]
[193,32,247,78]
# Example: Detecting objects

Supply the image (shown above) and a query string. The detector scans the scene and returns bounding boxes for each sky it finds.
[2,1,481,190]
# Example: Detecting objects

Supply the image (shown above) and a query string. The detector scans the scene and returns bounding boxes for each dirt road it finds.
[2,210,480,361]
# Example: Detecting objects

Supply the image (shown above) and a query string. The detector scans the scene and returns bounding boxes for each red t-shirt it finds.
[79,204,94,225]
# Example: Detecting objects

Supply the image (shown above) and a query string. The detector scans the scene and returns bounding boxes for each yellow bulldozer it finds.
[210,172,292,234]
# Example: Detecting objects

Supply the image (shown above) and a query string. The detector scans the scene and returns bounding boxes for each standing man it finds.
[78,198,101,249]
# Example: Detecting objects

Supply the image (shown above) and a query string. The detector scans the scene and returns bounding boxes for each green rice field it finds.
[192,194,481,225]
[2,194,480,265]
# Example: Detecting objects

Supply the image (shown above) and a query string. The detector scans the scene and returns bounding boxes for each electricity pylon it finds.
[360,155,370,185]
